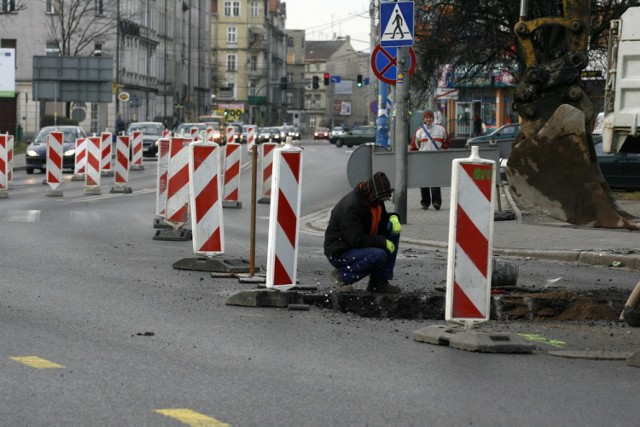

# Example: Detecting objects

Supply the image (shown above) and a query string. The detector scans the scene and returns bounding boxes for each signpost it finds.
[370,45,416,85]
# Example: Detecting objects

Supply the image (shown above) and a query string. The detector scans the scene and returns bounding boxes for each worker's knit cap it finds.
[365,171,393,203]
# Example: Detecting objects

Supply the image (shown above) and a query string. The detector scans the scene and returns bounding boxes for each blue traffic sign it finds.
[380,1,414,47]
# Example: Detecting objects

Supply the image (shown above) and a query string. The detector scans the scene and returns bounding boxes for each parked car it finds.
[594,140,640,190]
[25,125,87,174]
[313,127,330,140]
[465,123,520,158]
[126,121,165,157]
[330,126,377,147]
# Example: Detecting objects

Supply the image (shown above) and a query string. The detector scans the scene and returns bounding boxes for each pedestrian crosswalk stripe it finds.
[10,356,65,369]
[154,409,230,427]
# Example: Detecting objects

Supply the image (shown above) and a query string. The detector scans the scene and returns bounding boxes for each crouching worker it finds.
[324,171,402,294]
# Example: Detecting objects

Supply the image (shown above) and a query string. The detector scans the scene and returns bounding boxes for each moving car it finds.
[594,124,640,190]
[313,127,330,140]
[127,122,165,156]
[331,126,346,137]
[280,125,301,141]
[25,125,87,174]
[257,127,282,143]
[176,122,206,138]
[330,126,376,148]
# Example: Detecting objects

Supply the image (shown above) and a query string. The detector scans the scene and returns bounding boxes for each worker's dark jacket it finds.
[324,185,395,259]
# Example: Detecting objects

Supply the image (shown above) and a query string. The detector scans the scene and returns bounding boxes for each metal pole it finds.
[376,0,391,149]
[116,0,120,120]
[394,46,410,224]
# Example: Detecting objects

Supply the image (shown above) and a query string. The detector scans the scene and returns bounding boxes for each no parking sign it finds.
[370,45,416,85]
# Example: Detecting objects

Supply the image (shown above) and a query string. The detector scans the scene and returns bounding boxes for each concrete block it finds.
[153,228,192,241]
[413,324,535,353]
[173,257,251,273]
[627,350,640,367]
[225,290,299,308]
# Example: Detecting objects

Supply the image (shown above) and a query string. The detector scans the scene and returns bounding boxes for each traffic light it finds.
[323,73,330,86]
[312,75,319,89]
[356,74,363,88]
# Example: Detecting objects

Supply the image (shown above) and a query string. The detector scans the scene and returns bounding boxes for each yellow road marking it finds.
[154,409,230,427]
[518,333,567,348]
[10,356,65,369]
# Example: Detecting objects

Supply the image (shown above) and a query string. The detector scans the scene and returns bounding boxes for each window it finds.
[45,41,60,56]
[93,42,103,56]
[1,0,16,12]
[227,27,236,43]
[224,1,240,17]
[248,55,257,71]
[95,0,104,15]
[250,1,259,17]
[45,0,55,14]
[227,54,236,71]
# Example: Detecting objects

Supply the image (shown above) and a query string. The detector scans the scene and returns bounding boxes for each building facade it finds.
[0,0,211,138]
[210,0,287,127]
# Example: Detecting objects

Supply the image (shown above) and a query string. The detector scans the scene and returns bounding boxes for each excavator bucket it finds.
[507,104,639,230]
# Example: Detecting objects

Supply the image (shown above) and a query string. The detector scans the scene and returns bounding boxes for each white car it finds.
[331,127,346,137]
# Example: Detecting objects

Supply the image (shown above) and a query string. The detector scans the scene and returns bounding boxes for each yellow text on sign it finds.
[10,356,65,369]
[154,409,230,427]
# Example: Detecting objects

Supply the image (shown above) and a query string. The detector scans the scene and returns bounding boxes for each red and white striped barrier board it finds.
[266,145,303,290]
[188,141,224,255]
[74,137,87,176]
[206,126,219,144]
[7,134,13,185]
[189,127,200,140]
[131,131,144,170]
[114,135,131,187]
[246,125,256,152]
[225,126,235,145]
[165,137,191,226]
[101,132,113,174]
[84,136,102,194]
[155,138,171,218]
[46,131,64,191]
[223,142,242,208]
[260,142,277,200]
[163,130,172,139]
[445,147,496,326]
[0,134,7,196]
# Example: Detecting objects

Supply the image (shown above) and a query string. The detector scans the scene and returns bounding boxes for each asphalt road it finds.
[1,140,639,426]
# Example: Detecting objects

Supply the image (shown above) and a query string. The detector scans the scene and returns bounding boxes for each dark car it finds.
[25,125,87,174]
[127,121,165,156]
[595,141,640,190]
[280,125,300,141]
[331,126,376,148]
[257,127,282,143]
[465,123,520,158]
[314,127,330,140]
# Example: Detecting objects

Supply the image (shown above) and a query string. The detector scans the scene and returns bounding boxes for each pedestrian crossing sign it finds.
[380,1,414,47]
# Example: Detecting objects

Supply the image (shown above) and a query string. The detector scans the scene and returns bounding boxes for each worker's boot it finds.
[367,277,400,294]
[331,269,354,293]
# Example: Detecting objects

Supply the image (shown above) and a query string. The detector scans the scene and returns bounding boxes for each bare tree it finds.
[411,0,640,107]
[45,0,119,56]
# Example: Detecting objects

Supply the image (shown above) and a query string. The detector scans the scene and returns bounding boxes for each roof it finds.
[305,40,350,62]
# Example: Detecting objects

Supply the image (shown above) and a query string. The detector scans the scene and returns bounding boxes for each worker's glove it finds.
[386,239,396,253]
[387,215,401,236]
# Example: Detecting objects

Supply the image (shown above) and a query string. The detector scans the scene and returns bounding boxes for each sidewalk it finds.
[304,185,640,270]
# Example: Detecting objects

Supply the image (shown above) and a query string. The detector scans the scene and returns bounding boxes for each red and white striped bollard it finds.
[266,143,303,290]
[188,141,224,255]
[45,131,64,196]
[258,142,277,203]
[101,132,113,176]
[222,142,242,208]
[84,136,102,195]
[131,131,144,170]
[111,134,132,193]
[445,146,496,327]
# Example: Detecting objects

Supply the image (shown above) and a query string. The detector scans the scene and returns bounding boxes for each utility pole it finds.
[394,46,410,224]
